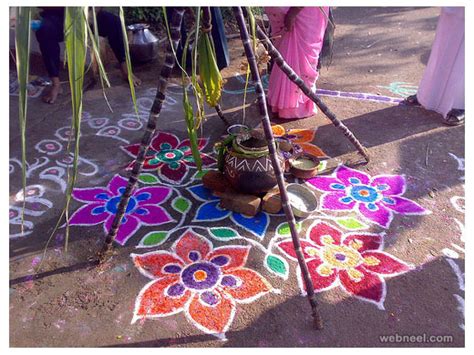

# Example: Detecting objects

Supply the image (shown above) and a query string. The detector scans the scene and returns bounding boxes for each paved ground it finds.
[9,7,464,347]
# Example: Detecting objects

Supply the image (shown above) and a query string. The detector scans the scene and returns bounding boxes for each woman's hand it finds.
[284,7,303,32]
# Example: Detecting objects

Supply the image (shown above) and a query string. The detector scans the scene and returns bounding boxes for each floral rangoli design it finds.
[277,220,412,308]
[121,131,216,185]
[272,124,328,158]
[69,175,174,245]
[131,229,272,336]
[187,184,277,238]
[308,165,429,228]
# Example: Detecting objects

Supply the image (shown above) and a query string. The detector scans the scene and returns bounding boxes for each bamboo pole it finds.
[242,8,370,164]
[233,6,323,330]
[99,8,185,261]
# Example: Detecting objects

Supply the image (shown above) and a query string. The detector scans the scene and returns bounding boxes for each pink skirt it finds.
[265,7,329,119]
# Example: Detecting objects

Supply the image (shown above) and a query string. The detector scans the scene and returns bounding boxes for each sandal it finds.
[403,94,420,106]
[443,109,465,126]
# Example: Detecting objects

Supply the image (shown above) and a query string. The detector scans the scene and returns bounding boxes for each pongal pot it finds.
[127,23,159,63]
[223,130,285,195]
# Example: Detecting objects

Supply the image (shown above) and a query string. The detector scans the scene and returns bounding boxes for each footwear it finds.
[443,109,465,126]
[403,94,420,106]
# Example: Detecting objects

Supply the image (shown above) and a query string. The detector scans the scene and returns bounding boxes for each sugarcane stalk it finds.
[233,6,323,330]
[99,8,185,262]
[242,8,369,164]
[214,103,230,127]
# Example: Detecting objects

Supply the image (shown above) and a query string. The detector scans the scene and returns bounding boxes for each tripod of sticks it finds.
[99,7,371,330]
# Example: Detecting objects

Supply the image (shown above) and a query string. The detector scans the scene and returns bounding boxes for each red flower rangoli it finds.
[131,229,272,336]
[277,220,413,309]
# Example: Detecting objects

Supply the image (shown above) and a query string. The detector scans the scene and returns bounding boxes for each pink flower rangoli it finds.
[308,165,430,228]
[131,229,272,336]
[277,221,413,309]
[69,175,174,245]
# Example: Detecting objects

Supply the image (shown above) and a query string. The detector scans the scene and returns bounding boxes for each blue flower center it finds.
[350,185,379,203]
[105,196,137,214]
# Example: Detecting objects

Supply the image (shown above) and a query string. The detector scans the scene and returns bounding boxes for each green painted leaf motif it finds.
[317,160,327,172]
[139,173,159,184]
[210,227,239,240]
[277,222,302,236]
[265,254,288,277]
[172,197,191,214]
[335,217,369,230]
[141,231,168,247]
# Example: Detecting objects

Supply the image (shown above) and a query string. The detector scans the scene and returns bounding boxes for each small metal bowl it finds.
[227,124,250,136]
[286,183,318,218]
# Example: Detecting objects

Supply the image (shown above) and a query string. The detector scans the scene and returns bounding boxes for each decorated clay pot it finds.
[223,149,286,195]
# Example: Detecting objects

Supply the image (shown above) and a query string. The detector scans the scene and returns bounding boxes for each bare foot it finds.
[120,63,142,87]
[42,78,63,104]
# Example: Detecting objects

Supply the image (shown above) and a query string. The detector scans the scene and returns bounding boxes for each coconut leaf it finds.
[14,7,32,233]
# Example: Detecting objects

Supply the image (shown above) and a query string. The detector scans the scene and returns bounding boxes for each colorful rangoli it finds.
[307,165,429,228]
[131,229,272,337]
[69,174,174,245]
[121,131,216,185]
[277,220,412,309]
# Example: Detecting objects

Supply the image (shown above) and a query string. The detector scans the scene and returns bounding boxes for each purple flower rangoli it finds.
[308,165,430,228]
[69,175,174,245]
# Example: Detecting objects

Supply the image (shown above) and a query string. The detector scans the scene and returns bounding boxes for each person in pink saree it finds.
[265,7,329,119]
[404,7,465,125]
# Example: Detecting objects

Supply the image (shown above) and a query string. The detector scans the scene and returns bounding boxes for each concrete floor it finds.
[9,7,464,347]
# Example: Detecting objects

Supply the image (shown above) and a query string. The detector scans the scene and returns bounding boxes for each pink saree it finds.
[265,7,329,119]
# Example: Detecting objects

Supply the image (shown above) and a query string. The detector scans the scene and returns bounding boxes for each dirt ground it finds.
[9,7,464,347]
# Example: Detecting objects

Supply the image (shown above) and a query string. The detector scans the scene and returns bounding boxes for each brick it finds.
[202,170,228,193]
[219,191,261,217]
[262,186,282,214]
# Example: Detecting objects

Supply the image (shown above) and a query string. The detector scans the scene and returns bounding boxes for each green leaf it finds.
[265,254,288,279]
[140,231,169,247]
[193,169,209,180]
[335,217,369,230]
[119,7,139,119]
[209,227,239,240]
[276,222,302,236]
[139,173,159,184]
[172,196,191,214]
[15,7,32,234]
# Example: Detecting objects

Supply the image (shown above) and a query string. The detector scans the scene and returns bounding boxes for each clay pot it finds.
[223,149,286,195]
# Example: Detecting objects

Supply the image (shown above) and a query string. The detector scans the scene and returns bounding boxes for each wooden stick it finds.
[243,8,369,164]
[99,8,185,261]
[233,6,323,330]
